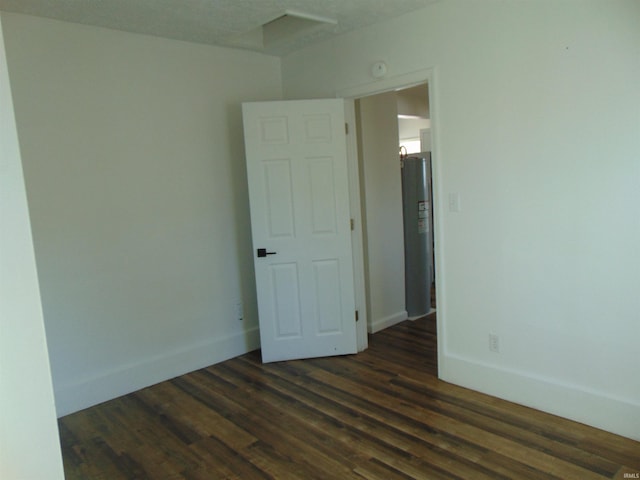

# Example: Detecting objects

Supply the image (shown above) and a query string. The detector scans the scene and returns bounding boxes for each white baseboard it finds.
[369,310,408,333]
[441,352,640,442]
[408,308,436,321]
[53,326,261,417]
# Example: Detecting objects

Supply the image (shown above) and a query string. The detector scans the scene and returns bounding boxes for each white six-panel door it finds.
[242,99,357,363]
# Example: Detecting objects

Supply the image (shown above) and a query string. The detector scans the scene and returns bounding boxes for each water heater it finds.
[401,152,434,318]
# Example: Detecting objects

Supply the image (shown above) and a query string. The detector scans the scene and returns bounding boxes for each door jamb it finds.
[343,100,368,351]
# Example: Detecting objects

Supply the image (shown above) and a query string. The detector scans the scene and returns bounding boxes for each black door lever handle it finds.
[257,248,277,258]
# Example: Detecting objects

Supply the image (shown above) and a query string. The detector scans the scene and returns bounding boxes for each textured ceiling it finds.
[0,0,437,56]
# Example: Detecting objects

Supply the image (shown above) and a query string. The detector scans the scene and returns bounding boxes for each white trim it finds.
[336,68,436,99]
[54,327,261,417]
[408,308,436,321]
[442,353,640,442]
[425,67,447,379]
[369,310,408,334]
[344,99,369,352]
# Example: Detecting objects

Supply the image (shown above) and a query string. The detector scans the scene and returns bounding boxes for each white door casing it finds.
[242,99,357,363]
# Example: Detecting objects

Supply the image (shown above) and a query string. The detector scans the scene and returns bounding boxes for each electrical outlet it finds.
[489,333,500,353]
[235,300,243,321]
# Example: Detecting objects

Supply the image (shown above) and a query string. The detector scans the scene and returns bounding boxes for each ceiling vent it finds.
[229,10,337,51]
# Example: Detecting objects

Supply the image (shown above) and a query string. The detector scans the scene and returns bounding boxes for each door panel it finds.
[312,259,343,334]
[263,159,295,238]
[308,157,338,234]
[269,263,302,339]
[243,99,357,363]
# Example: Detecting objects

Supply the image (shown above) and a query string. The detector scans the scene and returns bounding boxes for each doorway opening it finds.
[353,82,436,337]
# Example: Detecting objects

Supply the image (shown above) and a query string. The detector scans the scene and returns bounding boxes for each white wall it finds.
[396,85,429,118]
[2,12,282,416]
[356,92,407,332]
[398,118,430,141]
[0,21,64,479]
[282,0,640,440]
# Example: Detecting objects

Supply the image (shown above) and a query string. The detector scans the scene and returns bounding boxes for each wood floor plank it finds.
[238,356,552,480]
[171,372,360,480]
[135,381,257,451]
[307,366,609,479]
[222,358,498,480]
[262,358,559,480]
[310,354,621,477]
[58,316,640,479]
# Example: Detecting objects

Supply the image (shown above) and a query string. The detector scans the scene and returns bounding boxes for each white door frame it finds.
[343,101,369,352]
[339,67,446,376]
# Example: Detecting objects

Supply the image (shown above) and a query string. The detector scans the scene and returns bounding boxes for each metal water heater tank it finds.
[401,152,434,318]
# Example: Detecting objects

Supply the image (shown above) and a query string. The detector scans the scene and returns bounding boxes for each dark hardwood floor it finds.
[59,314,640,479]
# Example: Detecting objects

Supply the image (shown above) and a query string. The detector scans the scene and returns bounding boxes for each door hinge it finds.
[355,310,359,322]
[350,218,355,230]
[345,122,349,135]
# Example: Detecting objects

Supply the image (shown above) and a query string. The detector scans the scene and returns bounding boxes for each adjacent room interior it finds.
[355,82,436,334]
